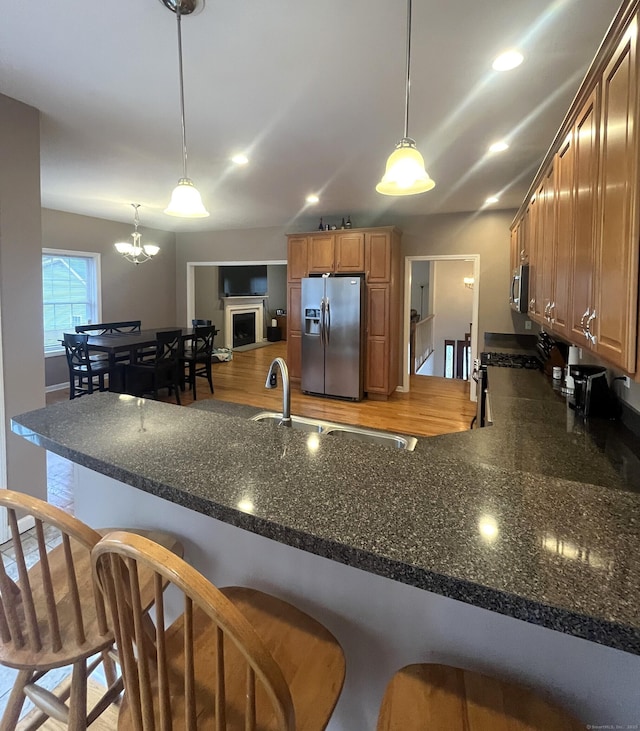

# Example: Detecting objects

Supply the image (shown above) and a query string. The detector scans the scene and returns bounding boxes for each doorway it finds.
[402,254,479,399]
[185,261,287,344]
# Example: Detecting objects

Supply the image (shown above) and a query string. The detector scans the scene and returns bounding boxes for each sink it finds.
[249,413,324,433]
[250,412,417,451]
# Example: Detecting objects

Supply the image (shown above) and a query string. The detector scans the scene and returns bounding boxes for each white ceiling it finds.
[0,0,622,233]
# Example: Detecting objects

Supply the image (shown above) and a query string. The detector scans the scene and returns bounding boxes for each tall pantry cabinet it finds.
[286,227,402,400]
[512,1,640,376]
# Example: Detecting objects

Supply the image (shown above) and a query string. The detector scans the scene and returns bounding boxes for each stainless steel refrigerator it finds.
[301,274,365,400]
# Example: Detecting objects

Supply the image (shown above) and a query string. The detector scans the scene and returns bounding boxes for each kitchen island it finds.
[11,371,640,729]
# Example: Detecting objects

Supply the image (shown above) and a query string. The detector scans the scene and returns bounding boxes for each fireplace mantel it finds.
[223,296,266,349]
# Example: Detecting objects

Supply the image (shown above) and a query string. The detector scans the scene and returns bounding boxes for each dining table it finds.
[84,327,195,393]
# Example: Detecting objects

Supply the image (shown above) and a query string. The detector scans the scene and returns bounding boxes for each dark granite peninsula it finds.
[12,380,640,730]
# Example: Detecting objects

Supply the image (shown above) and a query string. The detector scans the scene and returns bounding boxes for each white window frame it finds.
[42,249,102,356]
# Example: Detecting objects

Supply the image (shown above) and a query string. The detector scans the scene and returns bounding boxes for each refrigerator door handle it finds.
[325,298,330,345]
[320,298,326,346]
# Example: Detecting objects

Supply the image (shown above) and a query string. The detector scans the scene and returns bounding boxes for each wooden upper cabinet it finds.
[308,234,335,273]
[552,131,575,338]
[365,232,392,282]
[540,164,556,325]
[593,16,639,372]
[287,237,308,282]
[570,89,599,345]
[335,232,365,272]
[509,223,519,274]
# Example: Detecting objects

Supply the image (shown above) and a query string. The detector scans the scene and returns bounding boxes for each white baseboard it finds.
[46,382,70,393]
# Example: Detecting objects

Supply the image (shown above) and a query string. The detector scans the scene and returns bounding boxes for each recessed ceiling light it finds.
[306,194,320,204]
[485,196,500,205]
[492,50,524,71]
[231,153,249,165]
[488,141,509,153]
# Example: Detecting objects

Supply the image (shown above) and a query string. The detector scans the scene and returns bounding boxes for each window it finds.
[42,250,101,354]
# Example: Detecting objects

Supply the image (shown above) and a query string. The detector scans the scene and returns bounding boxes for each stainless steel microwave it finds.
[510,264,529,313]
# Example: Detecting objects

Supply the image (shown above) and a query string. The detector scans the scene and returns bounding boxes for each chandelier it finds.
[114,204,160,265]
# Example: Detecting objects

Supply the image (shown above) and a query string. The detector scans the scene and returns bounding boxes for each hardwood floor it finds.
[47,341,476,437]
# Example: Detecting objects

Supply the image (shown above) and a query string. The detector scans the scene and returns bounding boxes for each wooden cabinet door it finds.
[365,285,390,394]
[287,284,302,333]
[539,165,556,325]
[509,223,520,274]
[286,284,302,379]
[552,132,575,338]
[335,232,365,272]
[308,234,335,273]
[593,18,639,372]
[527,193,541,320]
[287,237,308,282]
[287,333,302,381]
[365,232,392,283]
[365,338,389,394]
[367,285,389,339]
[570,89,599,344]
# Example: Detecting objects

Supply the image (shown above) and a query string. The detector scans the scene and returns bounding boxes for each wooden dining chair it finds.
[191,319,212,327]
[63,333,112,399]
[181,325,216,400]
[0,490,183,731]
[125,330,183,404]
[376,663,586,730]
[92,531,346,730]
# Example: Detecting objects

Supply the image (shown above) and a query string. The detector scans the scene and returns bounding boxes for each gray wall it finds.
[0,94,47,501]
[394,209,529,344]
[43,209,177,387]
[431,260,474,377]
[411,260,432,318]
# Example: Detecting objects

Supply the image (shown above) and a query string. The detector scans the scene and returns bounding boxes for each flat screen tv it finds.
[220,265,268,297]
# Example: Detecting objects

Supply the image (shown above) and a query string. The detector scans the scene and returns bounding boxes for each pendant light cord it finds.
[403,0,412,140]
[175,1,189,179]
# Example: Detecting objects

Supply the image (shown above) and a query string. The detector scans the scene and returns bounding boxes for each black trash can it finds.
[267,326,282,342]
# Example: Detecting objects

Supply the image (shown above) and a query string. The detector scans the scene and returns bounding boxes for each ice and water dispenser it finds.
[304,309,322,336]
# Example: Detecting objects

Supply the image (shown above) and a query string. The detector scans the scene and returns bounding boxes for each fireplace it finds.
[232,312,256,348]
[222,296,266,349]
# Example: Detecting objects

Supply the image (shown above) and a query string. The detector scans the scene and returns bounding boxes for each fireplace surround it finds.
[223,296,265,349]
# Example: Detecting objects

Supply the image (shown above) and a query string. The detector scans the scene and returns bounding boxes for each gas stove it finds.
[480,351,542,369]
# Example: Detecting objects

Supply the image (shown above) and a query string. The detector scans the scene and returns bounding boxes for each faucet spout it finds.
[265,357,291,426]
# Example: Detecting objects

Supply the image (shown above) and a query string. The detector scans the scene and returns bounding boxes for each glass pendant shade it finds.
[164,177,210,218]
[376,138,435,196]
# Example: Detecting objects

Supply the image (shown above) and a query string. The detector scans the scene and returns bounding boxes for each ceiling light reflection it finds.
[237,499,255,514]
[306,194,320,204]
[478,514,499,542]
[231,153,249,165]
[485,196,500,205]
[306,434,320,452]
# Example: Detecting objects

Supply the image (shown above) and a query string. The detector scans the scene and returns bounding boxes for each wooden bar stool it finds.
[92,531,346,730]
[0,490,182,730]
[376,663,587,730]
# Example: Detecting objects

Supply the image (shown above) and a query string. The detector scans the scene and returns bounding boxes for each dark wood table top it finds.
[81,328,194,353]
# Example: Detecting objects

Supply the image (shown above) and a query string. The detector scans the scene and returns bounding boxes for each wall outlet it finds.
[622,375,631,389]
[524,320,532,330]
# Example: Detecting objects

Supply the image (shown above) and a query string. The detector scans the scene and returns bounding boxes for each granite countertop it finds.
[11,372,640,656]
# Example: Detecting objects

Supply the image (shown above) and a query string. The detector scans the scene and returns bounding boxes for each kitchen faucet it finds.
[265,357,291,427]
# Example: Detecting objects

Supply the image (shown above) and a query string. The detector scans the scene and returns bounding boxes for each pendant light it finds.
[376,0,435,196]
[115,204,160,264]
[162,0,209,218]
